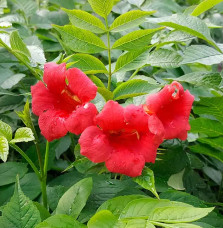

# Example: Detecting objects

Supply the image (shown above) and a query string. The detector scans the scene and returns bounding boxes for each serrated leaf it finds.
[167,72,222,89]
[193,97,223,122]
[157,14,219,51]
[182,45,223,65]
[64,53,108,74]
[10,127,35,143]
[0,120,12,141]
[190,118,223,137]
[110,10,156,32]
[63,9,106,33]
[147,49,182,68]
[113,79,160,100]
[190,143,223,163]
[55,178,93,219]
[36,214,86,228]
[53,25,107,54]
[133,167,159,198]
[87,210,118,228]
[191,0,223,17]
[149,206,214,223]
[115,47,151,73]
[112,27,164,51]
[10,30,31,58]
[0,177,41,228]
[0,136,8,162]
[88,0,114,18]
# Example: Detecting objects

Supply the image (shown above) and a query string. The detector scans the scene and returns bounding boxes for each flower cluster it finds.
[31,63,194,177]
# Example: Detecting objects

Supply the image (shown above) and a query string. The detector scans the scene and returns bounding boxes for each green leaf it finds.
[10,30,31,58]
[53,25,107,54]
[191,0,223,16]
[198,137,223,150]
[62,9,106,33]
[110,10,156,32]
[0,136,8,162]
[89,75,105,88]
[147,49,182,68]
[157,14,219,51]
[149,206,214,223]
[16,100,34,132]
[87,210,118,228]
[113,79,160,100]
[119,198,173,219]
[0,177,41,228]
[167,169,185,191]
[97,195,147,216]
[114,47,151,73]
[133,167,159,199]
[167,72,222,89]
[35,214,86,228]
[193,97,223,123]
[151,222,202,227]
[88,0,114,18]
[33,202,50,221]
[190,118,223,137]
[55,177,93,219]
[1,73,26,89]
[182,45,223,65]
[0,120,12,141]
[97,87,114,101]
[10,127,35,143]
[190,143,223,163]
[0,162,28,186]
[112,27,164,51]
[64,53,108,74]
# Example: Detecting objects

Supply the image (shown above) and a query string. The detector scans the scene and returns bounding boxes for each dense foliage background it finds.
[0,0,223,227]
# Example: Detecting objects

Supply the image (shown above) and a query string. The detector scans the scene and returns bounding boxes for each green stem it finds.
[41,141,50,209]
[129,67,143,80]
[9,143,41,180]
[105,18,112,91]
[0,40,42,81]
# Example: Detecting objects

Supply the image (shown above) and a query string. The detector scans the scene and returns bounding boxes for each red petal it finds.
[66,68,97,103]
[146,81,194,140]
[95,101,126,132]
[38,109,68,142]
[43,62,66,94]
[79,126,112,163]
[139,132,163,163]
[148,114,165,139]
[105,148,145,177]
[31,81,58,116]
[65,103,98,135]
[124,105,149,132]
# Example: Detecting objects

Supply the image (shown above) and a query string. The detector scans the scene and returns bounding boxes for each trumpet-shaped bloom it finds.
[31,63,97,141]
[79,101,163,177]
[144,81,194,140]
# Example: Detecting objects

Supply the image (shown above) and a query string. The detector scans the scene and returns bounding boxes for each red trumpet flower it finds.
[31,63,97,141]
[79,101,163,177]
[144,81,194,140]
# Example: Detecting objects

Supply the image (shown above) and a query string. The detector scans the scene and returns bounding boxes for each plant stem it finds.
[9,143,41,180]
[105,18,112,91]
[0,40,42,81]
[41,141,50,209]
